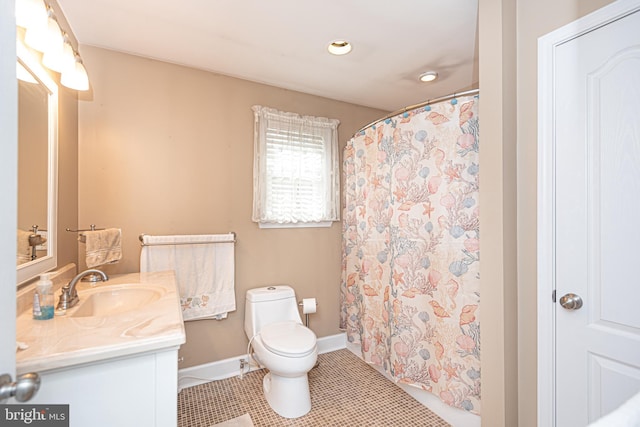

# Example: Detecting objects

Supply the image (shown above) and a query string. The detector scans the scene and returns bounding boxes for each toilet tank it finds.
[245,286,302,338]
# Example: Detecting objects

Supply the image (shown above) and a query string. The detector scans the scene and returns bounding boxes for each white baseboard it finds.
[178,332,346,392]
[315,331,347,353]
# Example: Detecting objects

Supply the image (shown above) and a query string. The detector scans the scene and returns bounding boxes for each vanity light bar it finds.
[16,0,90,91]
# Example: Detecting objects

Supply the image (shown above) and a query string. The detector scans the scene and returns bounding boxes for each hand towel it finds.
[17,229,32,265]
[84,228,122,268]
[140,233,236,321]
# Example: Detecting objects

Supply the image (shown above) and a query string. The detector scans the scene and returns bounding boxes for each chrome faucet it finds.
[56,269,109,311]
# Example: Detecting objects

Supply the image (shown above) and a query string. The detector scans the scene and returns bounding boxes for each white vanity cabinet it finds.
[16,271,185,427]
[29,348,179,427]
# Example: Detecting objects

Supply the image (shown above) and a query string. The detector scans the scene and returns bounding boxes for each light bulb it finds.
[15,0,47,31]
[43,39,75,73]
[25,9,63,53]
[61,56,89,91]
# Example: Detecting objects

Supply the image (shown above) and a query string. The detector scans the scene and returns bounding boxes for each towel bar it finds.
[65,224,104,233]
[138,232,237,246]
[66,224,105,243]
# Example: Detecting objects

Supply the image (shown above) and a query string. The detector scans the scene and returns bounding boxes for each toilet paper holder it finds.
[298,299,318,328]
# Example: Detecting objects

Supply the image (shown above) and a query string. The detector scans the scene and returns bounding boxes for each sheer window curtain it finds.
[252,105,340,225]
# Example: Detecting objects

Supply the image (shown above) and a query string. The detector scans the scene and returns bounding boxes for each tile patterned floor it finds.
[178,349,450,427]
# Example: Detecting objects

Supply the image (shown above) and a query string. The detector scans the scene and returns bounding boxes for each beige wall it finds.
[478,0,518,425]
[77,46,387,367]
[478,0,614,425]
[57,85,80,270]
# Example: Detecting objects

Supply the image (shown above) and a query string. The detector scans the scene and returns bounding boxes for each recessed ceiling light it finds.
[419,71,438,82]
[328,40,352,55]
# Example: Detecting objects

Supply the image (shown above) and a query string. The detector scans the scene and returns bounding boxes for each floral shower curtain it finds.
[340,94,480,414]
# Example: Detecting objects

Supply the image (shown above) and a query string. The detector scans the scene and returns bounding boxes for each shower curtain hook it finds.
[451,93,458,105]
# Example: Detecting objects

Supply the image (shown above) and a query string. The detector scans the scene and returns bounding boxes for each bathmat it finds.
[212,413,254,427]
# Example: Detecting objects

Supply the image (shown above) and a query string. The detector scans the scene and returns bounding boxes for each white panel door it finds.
[553,3,640,426]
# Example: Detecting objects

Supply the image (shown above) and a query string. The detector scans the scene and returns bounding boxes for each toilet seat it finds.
[260,321,316,358]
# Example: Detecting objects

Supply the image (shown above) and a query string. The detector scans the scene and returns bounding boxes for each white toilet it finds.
[244,285,318,418]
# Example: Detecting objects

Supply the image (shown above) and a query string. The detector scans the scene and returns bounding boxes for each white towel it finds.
[588,390,640,427]
[84,228,122,268]
[140,233,236,321]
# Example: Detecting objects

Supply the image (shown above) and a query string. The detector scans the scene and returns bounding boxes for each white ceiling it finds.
[57,0,478,112]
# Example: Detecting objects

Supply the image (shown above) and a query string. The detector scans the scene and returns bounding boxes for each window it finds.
[252,106,340,227]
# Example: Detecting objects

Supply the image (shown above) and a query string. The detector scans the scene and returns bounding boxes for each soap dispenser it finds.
[33,273,54,320]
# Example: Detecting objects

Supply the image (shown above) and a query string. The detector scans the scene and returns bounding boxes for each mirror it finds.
[16,40,58,285]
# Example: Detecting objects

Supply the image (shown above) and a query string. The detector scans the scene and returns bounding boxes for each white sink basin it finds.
[71,286,162,318]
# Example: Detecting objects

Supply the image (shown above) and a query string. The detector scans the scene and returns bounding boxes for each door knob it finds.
[559,293,583,310]
[0,372,41,403]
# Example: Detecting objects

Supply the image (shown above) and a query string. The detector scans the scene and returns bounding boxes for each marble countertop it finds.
[16,271,186,374]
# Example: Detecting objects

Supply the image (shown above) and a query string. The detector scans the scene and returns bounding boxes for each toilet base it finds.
[263,371,311,418]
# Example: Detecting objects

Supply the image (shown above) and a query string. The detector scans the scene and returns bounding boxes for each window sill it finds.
[258,221,333,229]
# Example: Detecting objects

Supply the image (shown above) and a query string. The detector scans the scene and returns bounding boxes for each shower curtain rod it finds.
[356,88,480,135]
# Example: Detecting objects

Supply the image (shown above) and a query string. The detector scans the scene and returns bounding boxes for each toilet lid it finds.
[260,321,317,357]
